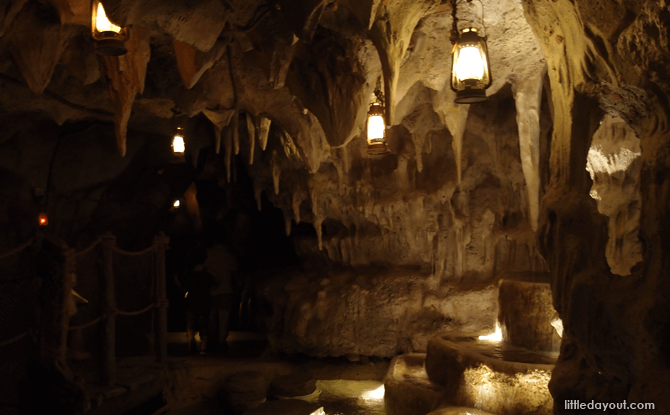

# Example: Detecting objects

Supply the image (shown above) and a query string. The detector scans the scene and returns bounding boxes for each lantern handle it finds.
[451,0,488,40]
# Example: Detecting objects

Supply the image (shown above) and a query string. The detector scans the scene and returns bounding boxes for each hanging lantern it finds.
[172,127,185,154]
[450,0,492,104]
[91,0,129,56]
[38,213,48,227]
[366,88,390,155]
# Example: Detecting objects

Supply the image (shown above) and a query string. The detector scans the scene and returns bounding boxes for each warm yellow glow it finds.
[172,134,185,153]
[551,318,564,338]
[94,1,121,34]
[309,408,326,415]
[361,385,385,401]
[455,46,485,82]
[173,200,180,207]
[38,213,48,226]
[463,364,552,413]
[367,114,385,143]
[478,323,502,342]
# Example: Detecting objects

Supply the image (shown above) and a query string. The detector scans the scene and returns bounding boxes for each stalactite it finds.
[232,110,240,155]
[254,185,263,211]
[258,116,271,151]
[315,215,324,250]
[445,108,469,184]
[246,113,256,164]
[173,40,227,89]
[202,108,235,155]
[224,126,232,183]
[100,28,151,156]
[282,208,292,236]
[7,4,70,95]
[272,151,281,195]
[292,191,303,223]
[512,64,546,231]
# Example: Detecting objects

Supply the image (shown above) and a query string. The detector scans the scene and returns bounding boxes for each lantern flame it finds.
[94,2,121,34]
[173,200,180,207]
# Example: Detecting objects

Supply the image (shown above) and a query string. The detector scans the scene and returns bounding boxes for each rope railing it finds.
[0,239,35,348]
[0,237,34,259]
[115,303,155,316]
[113,245,155,256]
[73,236,103,259]
[0,331,29,347]
[67,315,104,331]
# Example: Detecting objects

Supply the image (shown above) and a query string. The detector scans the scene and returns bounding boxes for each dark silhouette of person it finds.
[181,246,214,354]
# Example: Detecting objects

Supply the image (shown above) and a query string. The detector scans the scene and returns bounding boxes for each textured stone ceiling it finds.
[2,0,670,410]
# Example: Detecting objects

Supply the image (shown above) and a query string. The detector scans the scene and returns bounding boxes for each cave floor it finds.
[166,331,390,414]
[69,331,389,415]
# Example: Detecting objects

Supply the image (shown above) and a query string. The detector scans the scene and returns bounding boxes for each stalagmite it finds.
[512,64,546,231]
[101,28,151,156]
[246,113,256,165]
[258,117,271,151]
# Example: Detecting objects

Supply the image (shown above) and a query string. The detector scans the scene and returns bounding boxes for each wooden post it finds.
[154,232,169,363]
[59,247,76,371]
[101,233,116,386]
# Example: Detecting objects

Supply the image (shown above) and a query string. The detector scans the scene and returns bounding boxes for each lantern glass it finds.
[172,134,185,154]
[451,28,492,103]
[366,104,385,145]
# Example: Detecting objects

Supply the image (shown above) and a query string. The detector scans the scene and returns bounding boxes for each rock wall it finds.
[522,0,670,410]
[256,267,498,358]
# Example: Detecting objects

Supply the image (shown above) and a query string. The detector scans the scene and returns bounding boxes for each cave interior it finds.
[0,0,669,414]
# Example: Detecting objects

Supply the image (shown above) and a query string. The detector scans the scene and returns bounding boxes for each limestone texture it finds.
[0,0,668,410]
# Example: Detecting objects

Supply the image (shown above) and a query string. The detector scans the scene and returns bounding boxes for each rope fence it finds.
[0,232,169,405]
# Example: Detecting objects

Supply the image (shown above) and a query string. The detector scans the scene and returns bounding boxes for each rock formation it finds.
[0,0,668,411]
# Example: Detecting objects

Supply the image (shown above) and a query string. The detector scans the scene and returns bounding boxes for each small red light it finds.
[38,213,48,226]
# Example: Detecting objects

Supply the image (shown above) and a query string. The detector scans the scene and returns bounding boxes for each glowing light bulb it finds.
[361,385,385,401]
[172,134,185,153]
[455,46,485,82]
[94,1,121,34]
[478,323,502,342]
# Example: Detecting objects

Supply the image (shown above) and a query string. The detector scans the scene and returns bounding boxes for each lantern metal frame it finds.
[450,0,492,104]
[366,86,390,155]
[91,0,129,56]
